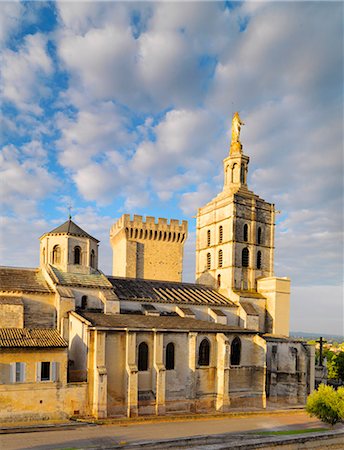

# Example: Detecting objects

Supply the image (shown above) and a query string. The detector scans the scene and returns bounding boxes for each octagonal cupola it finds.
[39,218,99,274]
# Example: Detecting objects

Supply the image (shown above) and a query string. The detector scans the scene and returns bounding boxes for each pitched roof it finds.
[42,219,99,242]
[0,328,67,348]
[49,266,112,288]
[79,311,254,333]
[240,301,259,316]
[107,277,236,307]
[0,267,52,294]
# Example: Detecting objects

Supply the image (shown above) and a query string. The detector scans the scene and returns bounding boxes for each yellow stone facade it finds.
[0,113,314,421]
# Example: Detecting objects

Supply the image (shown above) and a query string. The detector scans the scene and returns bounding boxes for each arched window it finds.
[52,245,61,264]
[165,343,175,370]
[231,163,237,182]
[243,224,248,242]
[242,248,249,267]
[257,227,262,245]
[240,164,245,183]
[42,247,46,264]
[90,250,95,268]
[74,246,81,265]
[81,295,88,310]
[138,342,149,371]
[219,226,223,243]
[198,338,210,366]
[257,250,262,269]
[217,274,221,288]
[218,249,223,268]
[230,337,241,365]
[207,229,211,247]
[206,252,211,270]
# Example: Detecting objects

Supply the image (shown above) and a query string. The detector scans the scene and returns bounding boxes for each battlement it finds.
[110,214,188,243]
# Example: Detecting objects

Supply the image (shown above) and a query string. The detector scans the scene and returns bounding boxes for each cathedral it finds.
[0,114,315,421]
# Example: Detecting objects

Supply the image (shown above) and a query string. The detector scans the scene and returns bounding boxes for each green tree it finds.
[306,384,343,426]
[327,352,344,381]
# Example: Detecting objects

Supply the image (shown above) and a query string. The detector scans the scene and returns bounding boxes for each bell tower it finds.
[196,113,275,295]
[39,218,99,274]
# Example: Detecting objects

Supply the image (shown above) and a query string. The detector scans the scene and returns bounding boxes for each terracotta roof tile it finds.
[0,267,52,294]
[107,277,235,307]
[50,266,112,288]
[0,328,67,348]
[79,312,254,333]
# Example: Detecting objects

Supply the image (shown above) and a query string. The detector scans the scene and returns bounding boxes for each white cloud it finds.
[0,1,24,45]
[0,144,58,216]
[1,33,53,113]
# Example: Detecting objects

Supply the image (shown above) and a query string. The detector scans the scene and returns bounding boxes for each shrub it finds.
[306,384,344,426]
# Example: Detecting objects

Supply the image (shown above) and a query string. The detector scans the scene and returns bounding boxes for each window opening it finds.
[240,164,245,183]
[257,250,262,269]
[74,246,81,264]
[243,224,248,242]
[138,342,149,371]
[206,253,211,270]
[52,245,61,264]
[257,227,262,244]
[217,274,221,288]
[165,343,175,370]
[198,338,210,366]
[218,249,223,268]
[219,226,223,243]
[81,295,88,310]
[41,362,50,381]
[207,229,211,247]
[242,248,249,267]
[230,337,241,365]
[90,249,95,268]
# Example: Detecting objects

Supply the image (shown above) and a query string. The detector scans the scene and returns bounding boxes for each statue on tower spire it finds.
[230,112,244,155]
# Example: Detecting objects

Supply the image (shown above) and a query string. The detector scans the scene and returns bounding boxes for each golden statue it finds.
[231,112,244,144]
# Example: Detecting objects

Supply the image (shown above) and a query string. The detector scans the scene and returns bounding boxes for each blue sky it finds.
[0,1,343,335]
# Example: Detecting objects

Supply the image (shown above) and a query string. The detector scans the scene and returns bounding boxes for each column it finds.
[91,331,107,419]
[215,333,230,412]
[187,332,197,412]
[153,331,166,415]
[125,331,138,417]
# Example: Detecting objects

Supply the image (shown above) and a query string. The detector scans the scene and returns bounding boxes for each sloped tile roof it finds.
[0,267,52,294]
[240,301,260,316]
[50,266,112,288]
[79,312,253,333]
[107,277,236,307]
[0,328,67,348]
[43,219,99,242]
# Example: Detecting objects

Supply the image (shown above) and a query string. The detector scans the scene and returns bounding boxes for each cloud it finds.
[1,33,53,113]
[0,143,58,216]
[0,1,24,45]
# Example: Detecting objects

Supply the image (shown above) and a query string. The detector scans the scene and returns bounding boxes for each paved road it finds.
[0,412,328,450]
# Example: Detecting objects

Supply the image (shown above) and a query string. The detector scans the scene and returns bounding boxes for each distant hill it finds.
[290,331,344,342]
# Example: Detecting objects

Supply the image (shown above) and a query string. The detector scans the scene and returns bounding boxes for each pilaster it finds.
[153,331,166,415]
[92,331,107,418]
[215,333,230,411]
[125,331,138,417]
[187,332,197,411]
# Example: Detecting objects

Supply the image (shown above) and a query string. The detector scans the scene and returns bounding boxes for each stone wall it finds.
[111,214,188,282]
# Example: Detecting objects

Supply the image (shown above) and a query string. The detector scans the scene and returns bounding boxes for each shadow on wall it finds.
[69,334,88,382]
[196,272,216,288]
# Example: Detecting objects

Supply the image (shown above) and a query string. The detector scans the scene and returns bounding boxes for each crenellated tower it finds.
[110,214,188,282]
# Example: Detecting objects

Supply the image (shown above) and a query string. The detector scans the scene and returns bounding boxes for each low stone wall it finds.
[0,382,88,422]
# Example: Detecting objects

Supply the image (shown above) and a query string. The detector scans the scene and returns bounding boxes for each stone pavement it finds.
[1,409,343,450]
